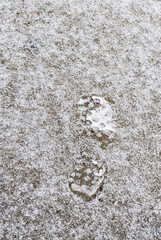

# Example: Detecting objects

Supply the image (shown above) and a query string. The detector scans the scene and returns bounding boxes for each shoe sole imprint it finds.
[78,95,115,132]
[76,95,116,148]
[69,157,106,201]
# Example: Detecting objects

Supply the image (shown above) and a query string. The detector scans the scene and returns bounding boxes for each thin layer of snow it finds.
[1,0,161,239]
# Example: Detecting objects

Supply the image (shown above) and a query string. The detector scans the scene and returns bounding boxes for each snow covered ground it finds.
[1,0,161,239]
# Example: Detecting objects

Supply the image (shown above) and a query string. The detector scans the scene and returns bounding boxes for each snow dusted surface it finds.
[1,0,161,239]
